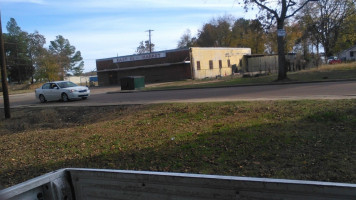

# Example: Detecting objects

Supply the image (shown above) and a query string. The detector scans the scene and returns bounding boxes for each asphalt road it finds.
[1,81,356,108]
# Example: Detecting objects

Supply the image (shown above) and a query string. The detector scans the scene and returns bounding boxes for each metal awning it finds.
[97,61,190,73]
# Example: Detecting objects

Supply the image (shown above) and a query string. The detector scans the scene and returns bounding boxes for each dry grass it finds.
[0,82,42,96]
[0,100,356,188]
[287,62,356,82]
[144,62,356,90]
[308,62,356,72]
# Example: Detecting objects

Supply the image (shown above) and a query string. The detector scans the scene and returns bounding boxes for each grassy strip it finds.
[0,100,355,187]
[145,62,356,90]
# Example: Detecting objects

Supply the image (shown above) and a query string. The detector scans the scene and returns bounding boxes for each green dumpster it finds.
[120,76,145,90]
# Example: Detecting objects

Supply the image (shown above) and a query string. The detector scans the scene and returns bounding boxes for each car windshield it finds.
[57,81,77,88]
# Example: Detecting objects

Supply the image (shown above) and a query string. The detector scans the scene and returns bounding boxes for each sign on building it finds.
[113,52,166,63]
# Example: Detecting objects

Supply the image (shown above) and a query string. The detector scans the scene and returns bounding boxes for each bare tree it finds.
[135,40,155,54]
[242,0,319,80]
[301,0,356,57]
[177,29,196,48]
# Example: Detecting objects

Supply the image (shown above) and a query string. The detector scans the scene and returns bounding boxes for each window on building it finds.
[197,61,201,70]
[219,60,222,69]
[227,59,231,67]
[351,51,354,57]
[209,60,213,69]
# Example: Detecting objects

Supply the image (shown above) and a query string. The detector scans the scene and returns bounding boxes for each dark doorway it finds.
[109,72,118,85]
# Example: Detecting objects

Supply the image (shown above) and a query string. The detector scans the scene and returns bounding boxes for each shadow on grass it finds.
[288,69,356,82]
[1,104,355,187]
[0,105,136,135]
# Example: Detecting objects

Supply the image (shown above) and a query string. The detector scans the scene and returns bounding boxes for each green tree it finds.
[196,23,218,47]
[231,18,250,48]
[196,16,234,47]
[214,17,234,47]
[335,13,356,54]
[249,20,267,54]
[35,49,61,82]
[72,61,84,76]
[231,18,266,54]
[49,35,84,78]
[27,31,46,83]
[4,18,32,83]
[191,16,266,53]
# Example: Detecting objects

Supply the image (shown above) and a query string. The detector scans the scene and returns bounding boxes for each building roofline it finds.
[190,47,251,50]
[96,48,189,62]
[96,47,252,62]
[338,45,356,54]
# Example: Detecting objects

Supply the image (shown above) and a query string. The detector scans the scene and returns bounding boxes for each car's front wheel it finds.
[39,94,46,103]
[61,93,69,102]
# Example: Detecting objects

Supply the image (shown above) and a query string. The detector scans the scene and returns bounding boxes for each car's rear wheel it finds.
[61,93,69,102]
[39,94,46,103]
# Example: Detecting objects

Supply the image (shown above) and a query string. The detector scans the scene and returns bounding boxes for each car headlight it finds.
[69,89,77,93]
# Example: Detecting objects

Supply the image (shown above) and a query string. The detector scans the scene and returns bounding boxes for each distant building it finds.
[64,76,89,86]
[338,45,356,61]
[96,47,251,86]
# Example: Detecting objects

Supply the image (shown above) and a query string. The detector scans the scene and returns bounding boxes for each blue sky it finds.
[0,0,257,72]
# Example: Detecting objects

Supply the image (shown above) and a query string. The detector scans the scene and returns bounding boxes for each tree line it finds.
[3,18,84,84]
[177,0,355,78]
[177,17,268,54]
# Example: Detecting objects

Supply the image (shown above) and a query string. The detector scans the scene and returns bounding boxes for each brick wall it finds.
[96,49,191,86]
[98,64,192,86]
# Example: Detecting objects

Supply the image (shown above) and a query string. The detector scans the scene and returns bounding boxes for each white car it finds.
[35,81,90,103]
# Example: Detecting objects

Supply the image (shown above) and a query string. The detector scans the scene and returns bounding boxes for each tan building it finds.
[190,47,251,79]
[96,47,251,86]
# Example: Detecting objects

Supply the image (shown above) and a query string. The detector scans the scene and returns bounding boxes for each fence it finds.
[244,55,278,75]
[1,168,356,200]
[244,54,321,75]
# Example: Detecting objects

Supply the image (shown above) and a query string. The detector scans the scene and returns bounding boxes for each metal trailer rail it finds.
[1,168,356,200]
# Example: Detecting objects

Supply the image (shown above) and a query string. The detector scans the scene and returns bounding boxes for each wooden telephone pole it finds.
[0,13,11,118]
[146,29,154,53]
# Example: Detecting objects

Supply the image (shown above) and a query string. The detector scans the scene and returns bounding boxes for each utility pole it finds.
[0,13,11,118]
[146,29,154,53]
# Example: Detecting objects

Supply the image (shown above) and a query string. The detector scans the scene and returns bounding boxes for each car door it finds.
[51,83,62,100]
[41,83,52,100]
[44,83,59,101]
